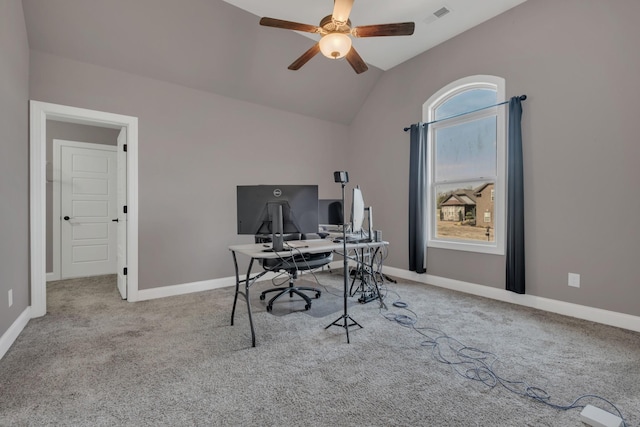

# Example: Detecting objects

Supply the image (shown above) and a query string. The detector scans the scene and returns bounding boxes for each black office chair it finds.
[257,233,333,312]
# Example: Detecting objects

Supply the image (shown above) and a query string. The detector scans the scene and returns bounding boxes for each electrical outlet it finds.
[8,289,13,307]
[568,273,580,288]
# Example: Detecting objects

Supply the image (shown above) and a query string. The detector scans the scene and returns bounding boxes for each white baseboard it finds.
[382,266,640,333]
[46,272,59,282]
[136,277,235,301]
[135,271,283,302]
[0,307,31,361]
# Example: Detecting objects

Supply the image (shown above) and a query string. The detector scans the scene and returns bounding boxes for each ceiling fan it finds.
[259,0,415,74]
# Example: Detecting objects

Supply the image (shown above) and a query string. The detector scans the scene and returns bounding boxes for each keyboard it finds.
[284,241,309,249]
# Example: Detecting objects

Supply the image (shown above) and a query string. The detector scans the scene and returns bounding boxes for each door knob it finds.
[112,218,119,222]
[63,216,70,220]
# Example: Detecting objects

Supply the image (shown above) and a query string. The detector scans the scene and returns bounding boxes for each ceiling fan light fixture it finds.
[319,33,352,59]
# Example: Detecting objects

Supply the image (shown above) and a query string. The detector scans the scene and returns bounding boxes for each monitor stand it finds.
[270,203,284,252]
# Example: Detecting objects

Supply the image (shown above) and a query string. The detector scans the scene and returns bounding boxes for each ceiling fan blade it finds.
[332,0,354,24]
[352,22,416,38]
[288,43,321,70]
[345,47,368,74]
[259,17,319,33]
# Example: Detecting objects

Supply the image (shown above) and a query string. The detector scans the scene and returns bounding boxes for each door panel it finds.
[61,144,117,279]
[72,200,109,217]
[72,244,109,262]
[72,223,109,240]
[72,177,109,194]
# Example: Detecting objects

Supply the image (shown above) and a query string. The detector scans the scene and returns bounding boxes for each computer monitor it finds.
[351,186,365,233]
[236,185,319,250]
[318,199,344,226]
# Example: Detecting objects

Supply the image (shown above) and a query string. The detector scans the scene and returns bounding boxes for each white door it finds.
[116,128,128,299]
[60,143,117,278]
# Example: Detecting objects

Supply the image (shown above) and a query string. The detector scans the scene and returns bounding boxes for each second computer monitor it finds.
[318,199,344,227]
[351,186,365,233]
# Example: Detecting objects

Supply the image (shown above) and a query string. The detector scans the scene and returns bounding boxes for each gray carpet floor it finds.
[1,271,639,426]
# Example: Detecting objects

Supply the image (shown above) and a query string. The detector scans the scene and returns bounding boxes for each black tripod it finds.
[325,174,362,343]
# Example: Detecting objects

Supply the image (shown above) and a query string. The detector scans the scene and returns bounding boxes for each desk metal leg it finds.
[230,251,257,347]
[244,258,256,347]
[348,248,363,297]
[369,247,386,310]
[230,251,240,326]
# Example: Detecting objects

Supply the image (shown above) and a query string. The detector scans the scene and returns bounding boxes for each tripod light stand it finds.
[325,171,362,343]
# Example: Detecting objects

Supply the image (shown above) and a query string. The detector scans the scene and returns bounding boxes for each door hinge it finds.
[123,267,128,276]
[123,144,127,152]
[123,205,127,214]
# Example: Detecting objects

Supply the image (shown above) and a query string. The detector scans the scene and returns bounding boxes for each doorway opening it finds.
[48,131,119,279]
[30,101,139,317]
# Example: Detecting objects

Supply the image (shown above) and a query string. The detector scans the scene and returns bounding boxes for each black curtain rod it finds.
[403,94,527,132]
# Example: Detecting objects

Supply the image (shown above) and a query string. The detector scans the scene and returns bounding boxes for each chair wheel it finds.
[260,294,266,301]
[304,304,311,311]
[314,292,321,299]
[266,305,273,312]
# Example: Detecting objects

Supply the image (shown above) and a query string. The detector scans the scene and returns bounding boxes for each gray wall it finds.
[45,121,120,273]
[0,0,30,335]
[30,50,348,290]
[349,0,640,316]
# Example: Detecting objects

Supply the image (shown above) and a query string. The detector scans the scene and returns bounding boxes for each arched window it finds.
[423,75,506,254]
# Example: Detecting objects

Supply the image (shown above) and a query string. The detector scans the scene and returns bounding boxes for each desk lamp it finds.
[325,171,362,342]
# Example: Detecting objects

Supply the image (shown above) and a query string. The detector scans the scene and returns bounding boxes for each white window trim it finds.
[422,75,506,255]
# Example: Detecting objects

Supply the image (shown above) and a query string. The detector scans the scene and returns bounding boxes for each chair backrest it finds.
[301,233,321,240]
[262,251,333,272]
[260,232,333,272]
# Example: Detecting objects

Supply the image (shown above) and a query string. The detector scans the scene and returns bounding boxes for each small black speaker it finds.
[334,171,349,183]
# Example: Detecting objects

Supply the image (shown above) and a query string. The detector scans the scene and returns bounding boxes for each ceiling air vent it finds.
[434,7,451,18]
[424,5,452,24]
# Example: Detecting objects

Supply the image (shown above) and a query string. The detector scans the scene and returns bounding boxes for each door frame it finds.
[30,100,140,317]
[52,139,118,281]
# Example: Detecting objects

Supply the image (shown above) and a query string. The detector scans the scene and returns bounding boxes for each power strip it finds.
[579,404,623,427]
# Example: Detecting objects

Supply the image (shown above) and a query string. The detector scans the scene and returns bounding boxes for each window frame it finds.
[422,75,506,255]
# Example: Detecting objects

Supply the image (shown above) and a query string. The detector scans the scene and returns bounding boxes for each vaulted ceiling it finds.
[22,0,526,125]
[223,0,527,71]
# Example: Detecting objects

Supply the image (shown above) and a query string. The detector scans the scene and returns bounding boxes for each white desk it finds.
[229,239,389,347]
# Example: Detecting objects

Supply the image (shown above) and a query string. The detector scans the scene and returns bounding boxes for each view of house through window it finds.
[424,75,506,254]
[437,181,495,242]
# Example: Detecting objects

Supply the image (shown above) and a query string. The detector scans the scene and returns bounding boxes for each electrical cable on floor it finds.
[304,265,343,298]
[270,272,289,287]
[377,291,628,426]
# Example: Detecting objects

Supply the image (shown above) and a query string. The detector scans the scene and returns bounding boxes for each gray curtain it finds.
[408,123,427,273]
[506,96,525,293]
